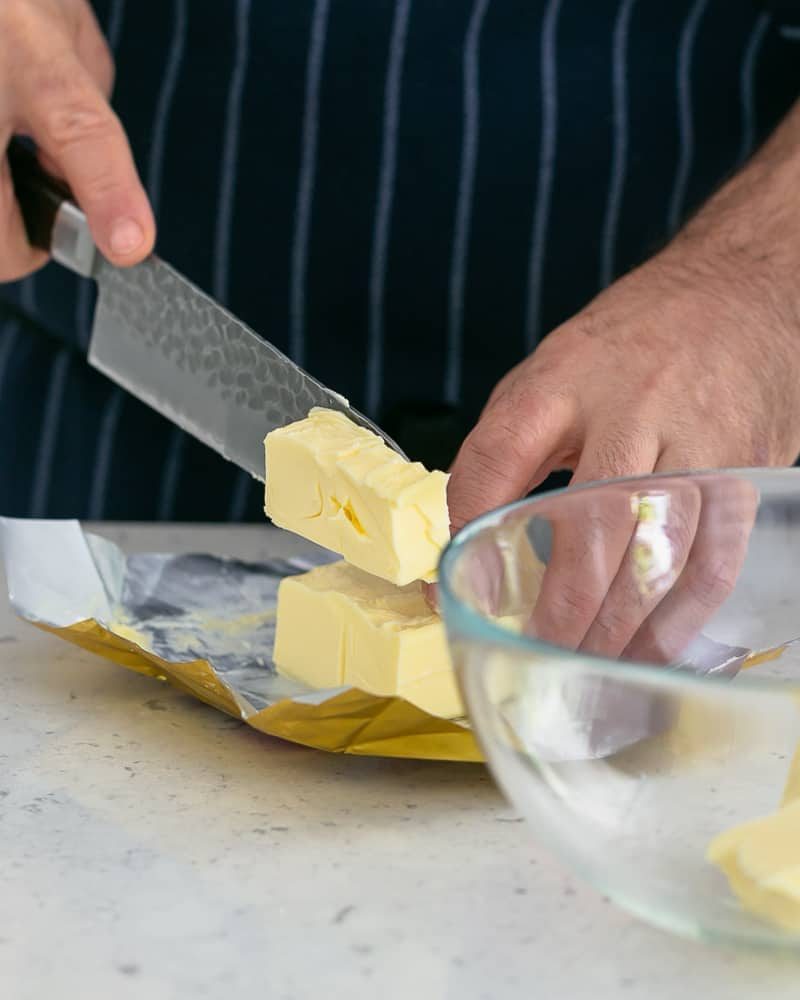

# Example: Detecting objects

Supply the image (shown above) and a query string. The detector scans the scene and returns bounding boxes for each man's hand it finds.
[448,99,800,535]
[529,476,757,663]
[449,473,757,665]
[0,0,154,281]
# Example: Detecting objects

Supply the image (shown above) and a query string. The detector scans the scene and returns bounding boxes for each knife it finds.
[8,138,406,481]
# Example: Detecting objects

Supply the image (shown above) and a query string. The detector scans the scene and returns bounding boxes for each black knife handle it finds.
[7,137,97,276]
[7,137,72,254]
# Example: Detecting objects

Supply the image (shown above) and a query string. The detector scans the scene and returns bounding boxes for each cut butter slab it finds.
[265,408,449,586]
[707,800,800,931]
[273,560,462,719]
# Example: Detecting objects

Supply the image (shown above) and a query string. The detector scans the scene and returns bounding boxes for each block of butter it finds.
[272,559,462,719]
[707,800,800,931]
[265,408,449,586]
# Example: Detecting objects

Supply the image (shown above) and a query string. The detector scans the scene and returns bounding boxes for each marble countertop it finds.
[1,523,798,1000]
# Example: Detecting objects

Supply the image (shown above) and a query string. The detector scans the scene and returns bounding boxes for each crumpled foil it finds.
[0,518,480,762]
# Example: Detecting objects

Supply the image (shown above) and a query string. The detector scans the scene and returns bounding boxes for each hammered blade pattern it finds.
[88,256,404,480]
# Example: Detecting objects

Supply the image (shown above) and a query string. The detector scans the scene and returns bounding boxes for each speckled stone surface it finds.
[1,525,798,1000]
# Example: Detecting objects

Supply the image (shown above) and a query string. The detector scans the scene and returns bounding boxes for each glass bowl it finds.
[438,468,800,948]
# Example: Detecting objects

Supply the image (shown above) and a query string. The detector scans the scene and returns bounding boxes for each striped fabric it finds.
[0,0,798,521]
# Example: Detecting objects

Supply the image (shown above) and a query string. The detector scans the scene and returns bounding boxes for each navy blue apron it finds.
[0,0,798,520]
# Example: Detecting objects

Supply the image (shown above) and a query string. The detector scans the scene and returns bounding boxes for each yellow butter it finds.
[707,800,800,931]
[272,560,462,718]
[264,408,449,586]
[781,744,800,806]
[735,803,800,885]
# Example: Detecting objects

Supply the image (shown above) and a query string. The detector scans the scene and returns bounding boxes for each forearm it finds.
[667,98,800,329]
[448,104,800,532]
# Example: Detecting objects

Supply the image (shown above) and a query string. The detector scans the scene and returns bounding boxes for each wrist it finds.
[667,101,800,313]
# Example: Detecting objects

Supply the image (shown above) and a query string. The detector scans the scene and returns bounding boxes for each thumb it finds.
[22,53,154,265]
[447,392,574,533]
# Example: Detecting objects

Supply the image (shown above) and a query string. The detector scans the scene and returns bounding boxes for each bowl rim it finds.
[438,466,800,694]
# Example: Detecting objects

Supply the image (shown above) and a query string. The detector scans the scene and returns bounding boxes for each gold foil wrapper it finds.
[1,518,480,762]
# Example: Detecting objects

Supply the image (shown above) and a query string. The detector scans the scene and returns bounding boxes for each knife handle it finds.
[7,137,98,278]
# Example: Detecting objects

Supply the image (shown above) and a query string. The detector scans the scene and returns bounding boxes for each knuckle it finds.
[462,418,530,481]
[686,557,738,611]
[0,1,36,39]
[544,580,598,629]
[25,51,116,150]
[40,95,115,150]
[1,6,49,88]
[590,427,648,480]
[590,607,639,650]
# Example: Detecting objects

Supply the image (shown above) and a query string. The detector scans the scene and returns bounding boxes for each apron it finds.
[0,0,797,520]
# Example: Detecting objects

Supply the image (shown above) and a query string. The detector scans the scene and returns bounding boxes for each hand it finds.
[448,106,800,534]
[528,474,757,663]
[448,474,758,666]
[0,0,155,281]
[449,105,800,530]
[444,104,800,656]
[448,245,800,536]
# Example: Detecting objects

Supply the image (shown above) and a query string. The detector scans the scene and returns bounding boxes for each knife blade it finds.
[8,138,406,481]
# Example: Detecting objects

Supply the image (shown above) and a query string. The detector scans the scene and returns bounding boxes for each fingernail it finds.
[109,217,144,256]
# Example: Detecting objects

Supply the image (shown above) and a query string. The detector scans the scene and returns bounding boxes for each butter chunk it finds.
[781,744,800,806]
[265,408,449,585]
[707,800,800,931]
[272,560,462,719]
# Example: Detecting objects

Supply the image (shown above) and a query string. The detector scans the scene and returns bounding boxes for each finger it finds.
[570,423,659,486]
[20,52,155,265]
[527,429,659,649]
[622,471,758,664]
[0,131,47,280]
[447,392,575,533]
[74,2,115,96]
[527,482,639,648]
[439,536,506,617]
[579,481,701,658]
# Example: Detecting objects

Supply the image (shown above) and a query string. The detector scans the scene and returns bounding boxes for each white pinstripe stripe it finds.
[227,470,253,523]
[444,0,491,407]
[737,12,771,167]
[88,387,125,519]
[599,0,638,290]
[524,0,564,354]
[667,0,710,235]
[214,0,251,304]
[147,0,187,217]
[216,0,254,522]
[290,0,332,369]
[150,0,188,520]
[365,0,413,416]
[107,0,127,53]
[0,318,21,393]
[30,349,71,517]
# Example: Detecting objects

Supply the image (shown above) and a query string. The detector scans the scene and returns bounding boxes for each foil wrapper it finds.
[0,518,480,762]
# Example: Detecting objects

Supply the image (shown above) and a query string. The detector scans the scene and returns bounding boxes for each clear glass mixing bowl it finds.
[439,468,800,947]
